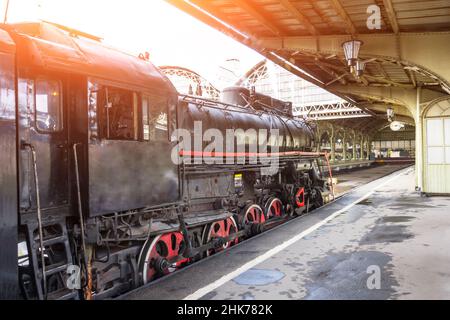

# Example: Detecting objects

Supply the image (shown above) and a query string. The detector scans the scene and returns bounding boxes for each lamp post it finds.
[342,40,363,67]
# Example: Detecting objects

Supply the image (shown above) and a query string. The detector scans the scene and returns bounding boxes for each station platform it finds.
[332,163,412,197]
[326,158,414,176]
[122,164,450,300]
[328,160,374,173]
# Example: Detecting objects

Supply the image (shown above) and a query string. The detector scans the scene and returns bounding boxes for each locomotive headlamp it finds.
[342,40,363,67]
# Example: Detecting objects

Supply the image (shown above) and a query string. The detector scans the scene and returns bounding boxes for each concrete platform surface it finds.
[332,163,411,197]
[123,166,450,300]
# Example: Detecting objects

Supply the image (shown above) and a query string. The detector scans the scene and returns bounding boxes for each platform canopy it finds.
[166,0,450,123]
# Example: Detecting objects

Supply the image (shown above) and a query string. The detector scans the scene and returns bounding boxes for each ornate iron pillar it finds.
[366,135,371,160]
[315,126,321,153]
[342,132,347,162]
[329,125,335,163]
[360,135,365,160]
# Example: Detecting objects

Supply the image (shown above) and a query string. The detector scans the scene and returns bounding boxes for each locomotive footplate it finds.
[183,210,231,228]
[118,210,233,240]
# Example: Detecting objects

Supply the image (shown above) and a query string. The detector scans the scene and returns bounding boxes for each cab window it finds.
[35,78,63,132]
[142,95,168,142]
[99,86,138,140]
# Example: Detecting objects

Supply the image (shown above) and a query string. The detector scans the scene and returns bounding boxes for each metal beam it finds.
[358,75,370,86]
[382,0,400,34]
[279,0,318,35]
[293,101,370,120]
[230,0,282,36]
[328,83,447,119]
[329,0,357,35]
[166,0,250,42]
[326,73,347,86]
[160,66,221,100]
[377,62,391,81]
[405,68,417,87]
[363,75,413,88]
[257,32,450,91]
[314,60,347,85]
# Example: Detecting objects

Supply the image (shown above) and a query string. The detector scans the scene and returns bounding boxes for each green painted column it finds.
[366,136,371,160]
[342,137,347,162]
[360,136,365,160]
[330,134,335,163]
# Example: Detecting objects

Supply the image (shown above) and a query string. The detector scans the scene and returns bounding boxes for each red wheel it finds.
[243,204,265,224]
[203,217,239,256]
[264,197,283,219]
[138,232,189,284]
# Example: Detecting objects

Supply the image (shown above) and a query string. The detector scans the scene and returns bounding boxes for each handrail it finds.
[22,142,47,299]
[73,143,90,298]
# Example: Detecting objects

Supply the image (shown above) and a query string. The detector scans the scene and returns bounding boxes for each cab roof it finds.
[4,21,176,93]
[0,27,15,53]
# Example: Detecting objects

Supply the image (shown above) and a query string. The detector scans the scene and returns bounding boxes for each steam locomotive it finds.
[0,22,331,300]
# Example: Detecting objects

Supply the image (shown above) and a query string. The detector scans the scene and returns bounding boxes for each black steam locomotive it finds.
[0,22,331,300]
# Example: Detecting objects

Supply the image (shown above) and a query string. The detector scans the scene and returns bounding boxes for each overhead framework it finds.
[294,101,370,120]
[238,59,370,121]
[159,65,221,100]
[166,0,450,193]
[166,0,450,117]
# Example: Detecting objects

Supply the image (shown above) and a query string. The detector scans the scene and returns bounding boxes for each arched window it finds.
[425,99,450,164]
[423,97,450,194]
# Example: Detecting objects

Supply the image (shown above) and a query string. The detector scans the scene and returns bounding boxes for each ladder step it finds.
[42,235,67,246]
[47,288,79,300]
[27,219,76,300]
[45,263,68,276]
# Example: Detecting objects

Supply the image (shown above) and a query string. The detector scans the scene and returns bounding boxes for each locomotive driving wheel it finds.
[243,204,265,224]
[241,204,265,237]
[202,217,239,256]
[264,197,283,219]
[138,232,189,284]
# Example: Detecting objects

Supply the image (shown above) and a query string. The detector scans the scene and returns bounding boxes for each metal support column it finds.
[366,136,371,160]
[330,134,335,163]
[342,134,347,162]
[360,136,365,160]
[416,86,423,191]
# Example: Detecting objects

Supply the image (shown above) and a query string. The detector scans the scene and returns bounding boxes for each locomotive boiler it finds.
[0,21,331,300]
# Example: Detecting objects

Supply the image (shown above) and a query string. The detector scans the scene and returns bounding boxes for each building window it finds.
[427,118,450,164]
[35,78,63,132]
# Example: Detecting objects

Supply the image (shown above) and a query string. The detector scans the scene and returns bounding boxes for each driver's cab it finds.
[86,79,179,216]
